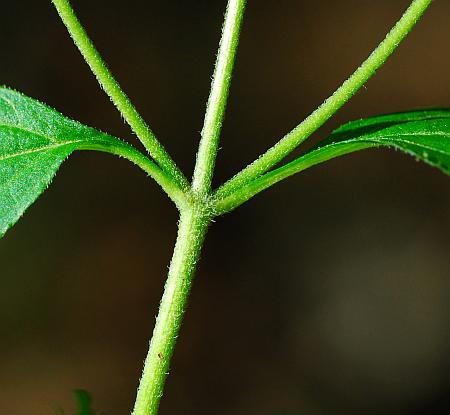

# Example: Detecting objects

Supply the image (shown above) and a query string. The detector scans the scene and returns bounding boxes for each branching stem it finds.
[132,1,246,414]
[215,0,434,201]
[192,0,247,195]
[49,1,435,415]
[51,0,189,191]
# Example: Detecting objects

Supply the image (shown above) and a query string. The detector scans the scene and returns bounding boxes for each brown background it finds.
[1,1,450,414]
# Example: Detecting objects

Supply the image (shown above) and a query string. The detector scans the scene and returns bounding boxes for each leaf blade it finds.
[282,110,450,181]
[315,112,450,174]
[0,87,138,237]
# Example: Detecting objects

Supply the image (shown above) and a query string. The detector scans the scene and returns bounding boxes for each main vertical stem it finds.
[132,206,210,415]
[133,2,246,413]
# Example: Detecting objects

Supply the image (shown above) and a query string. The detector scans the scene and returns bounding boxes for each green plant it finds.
[55,390,97,415]
[1,0,447,414]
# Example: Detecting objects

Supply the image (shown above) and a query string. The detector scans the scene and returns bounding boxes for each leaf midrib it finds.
[322,132,450,157]
[0,139,85,161]
[0,117,96,143]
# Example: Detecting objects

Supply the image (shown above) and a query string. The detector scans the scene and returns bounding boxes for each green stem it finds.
[78,139,188,208]
[51,0,189,191]
[131,3,247,413]
[215,0,433,200]
[192,0,247,195]
[132,205,211,415]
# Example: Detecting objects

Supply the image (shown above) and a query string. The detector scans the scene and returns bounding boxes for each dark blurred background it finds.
[1,1,450,414]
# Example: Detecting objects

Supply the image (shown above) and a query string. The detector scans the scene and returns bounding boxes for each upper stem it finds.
[215,0,434,200]
[51,0,189,191]
[192,0,247,196]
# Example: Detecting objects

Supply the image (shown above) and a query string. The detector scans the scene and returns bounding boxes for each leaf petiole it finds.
[78,139,189,209]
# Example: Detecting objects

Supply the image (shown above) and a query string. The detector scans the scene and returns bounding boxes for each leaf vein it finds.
[0,140,83,161]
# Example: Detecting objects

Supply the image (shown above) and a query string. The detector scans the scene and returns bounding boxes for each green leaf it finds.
[270,109,450,184]
[54,390,98,415]
[301,109,450,172]
[74,390,96,415]
[0,87,135,237]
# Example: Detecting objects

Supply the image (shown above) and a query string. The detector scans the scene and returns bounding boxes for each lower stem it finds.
[132,205,211,415]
